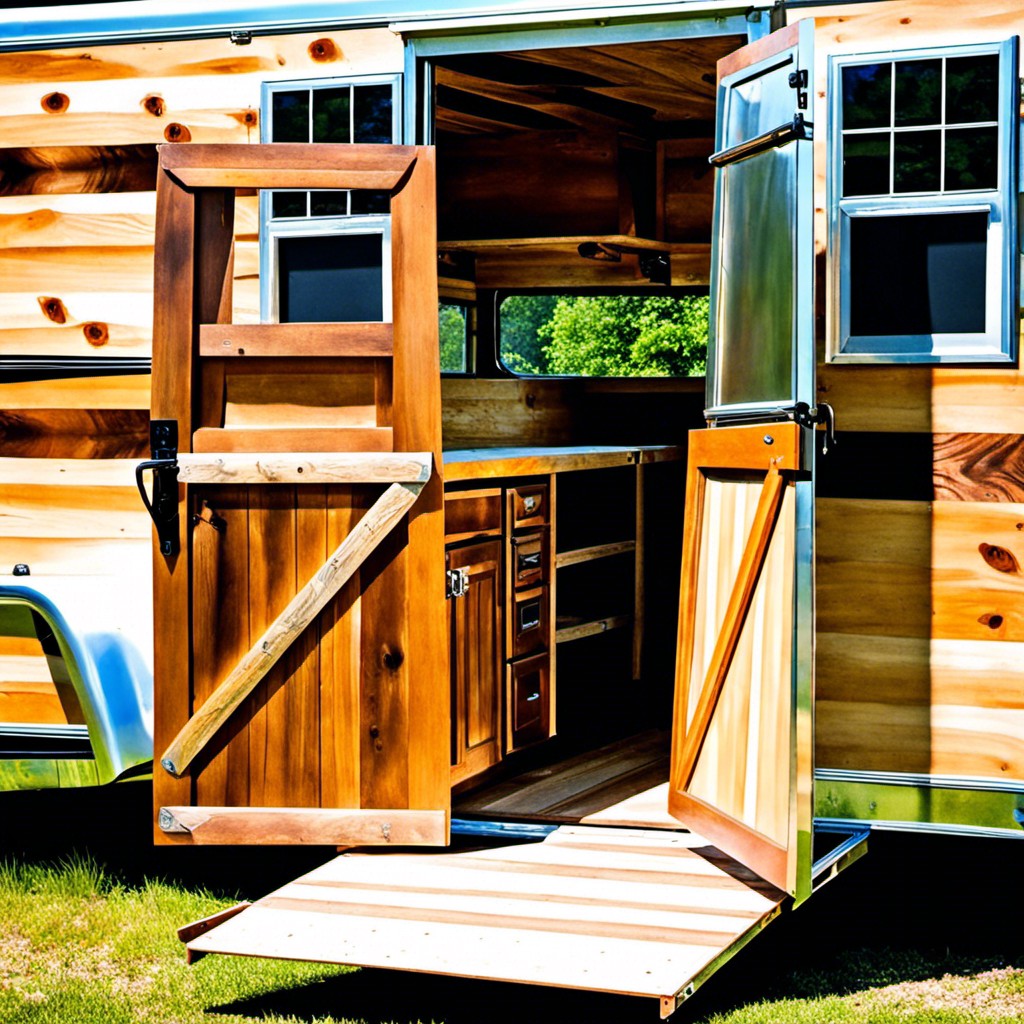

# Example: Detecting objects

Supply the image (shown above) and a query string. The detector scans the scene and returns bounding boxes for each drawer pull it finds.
[525,692,541,702]
[519,600,541,632]
[518,551,541,571]
[523,495,538,513]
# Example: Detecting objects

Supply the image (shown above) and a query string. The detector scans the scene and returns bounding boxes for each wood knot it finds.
[308,38,340,62]
[82,322,108,347]
[978,613,1004,630]
[41,91,69,113]
[381,646,403,671]
[143,94,166,117]
[243,109,258,126]
[979,543,1019,574]
[900,17,911,23]
[164,122,191,142]
[37,296,67,323]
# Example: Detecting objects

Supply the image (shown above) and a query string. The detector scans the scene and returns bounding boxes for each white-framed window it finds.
[828,40,1018,363]
[260,75,402,323]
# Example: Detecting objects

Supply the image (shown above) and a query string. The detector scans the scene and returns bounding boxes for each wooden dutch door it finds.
[668,22,818,900]
[147,143,449,846]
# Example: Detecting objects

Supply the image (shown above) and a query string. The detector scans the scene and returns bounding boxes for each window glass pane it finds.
[843,132,890,196]
[278,234,384,322]
[272,191,306,218]
[313,87,351,144]
[894,129,941,191]
[894,59,942,126]
[499,294,707,377]
[946,54,999,124]
[310,191,349,216]
[849,211,988,336]
[350,190,391,215]
[945,126,998,190]
[842,63,891,129]
[354,84,393,143]
[439,303,468,372]
[272,90,309,142]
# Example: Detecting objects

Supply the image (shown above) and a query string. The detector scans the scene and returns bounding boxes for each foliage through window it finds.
[439,303,469,373]
[830,42,1016,363]
[500,294,708,377]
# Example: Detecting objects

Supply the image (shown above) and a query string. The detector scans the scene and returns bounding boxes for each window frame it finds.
[827,39,1018,364]
[259,73,402,325]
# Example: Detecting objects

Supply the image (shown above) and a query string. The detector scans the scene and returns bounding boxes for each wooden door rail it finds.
[158,805,447,845]
[175,451,431,485]
[677,461,786,788]
[160,479,424,778]
[199,322,394,359]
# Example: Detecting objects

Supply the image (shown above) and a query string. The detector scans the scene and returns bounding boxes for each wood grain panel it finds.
[442,378,577,448]
[223,369,378,429]
[932,500,1024,643]
[0,375,150,411]
[934,434,1024,502]
[0,483,147,538]
[0,291,154,329]
[0,29,402,85]
[0,409,148,458]
[0,324,151,359]
[816,498,931,638]
[0,191,156,247]
[0,145,157,196]
[0,246,153,292]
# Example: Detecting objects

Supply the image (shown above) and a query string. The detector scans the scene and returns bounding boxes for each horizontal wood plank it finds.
[0,376,150,410]
[158,807,446,845]
[191,426,394,453]
[0,410,149,458]
[177,451,430,485]
[556,540,636,568]
[934,433,1024,502]
[199,322,393,358]
[555,614,631,644]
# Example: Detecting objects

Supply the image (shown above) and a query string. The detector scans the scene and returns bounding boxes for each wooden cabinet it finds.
[447,538,503,786]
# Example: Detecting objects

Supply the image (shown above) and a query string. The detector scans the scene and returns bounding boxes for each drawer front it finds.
[511,584,548,659]
[507,652,550,752]
[509,483,548,528]
[444,487,502,542]
[510,530,547,589]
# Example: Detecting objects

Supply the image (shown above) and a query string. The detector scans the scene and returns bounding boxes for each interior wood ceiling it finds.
[433,35,746,138]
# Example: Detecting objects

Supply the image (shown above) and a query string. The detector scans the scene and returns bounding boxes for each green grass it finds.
[0,853,1021,1024]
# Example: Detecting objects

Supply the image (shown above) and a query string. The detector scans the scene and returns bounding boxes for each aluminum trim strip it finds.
[821,816,1024,841]
[816,768,1024,795]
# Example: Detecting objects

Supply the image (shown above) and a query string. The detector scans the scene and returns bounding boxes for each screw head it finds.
[763,435,774,445]
[12,563,29,576]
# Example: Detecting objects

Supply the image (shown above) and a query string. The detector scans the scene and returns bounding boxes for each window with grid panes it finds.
[829,42,1017,362]
[260,77,400,324]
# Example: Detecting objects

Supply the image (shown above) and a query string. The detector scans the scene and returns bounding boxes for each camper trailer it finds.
[0,0,1022,1014]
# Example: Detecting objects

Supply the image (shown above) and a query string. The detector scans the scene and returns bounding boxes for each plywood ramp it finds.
[185,825,785,1015]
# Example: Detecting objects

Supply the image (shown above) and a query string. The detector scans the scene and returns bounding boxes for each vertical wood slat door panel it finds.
[150,144,449,844]
[669,424,805,895]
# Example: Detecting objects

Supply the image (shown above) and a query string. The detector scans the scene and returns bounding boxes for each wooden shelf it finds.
[556,540,635,569]
[437,236,710,288]
[555,614,631,645]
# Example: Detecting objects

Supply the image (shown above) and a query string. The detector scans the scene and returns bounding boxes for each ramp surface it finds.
[185,825,786,1012]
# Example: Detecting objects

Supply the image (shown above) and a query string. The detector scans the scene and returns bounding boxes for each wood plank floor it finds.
[185,824,786,1009]
[454,729,673,825]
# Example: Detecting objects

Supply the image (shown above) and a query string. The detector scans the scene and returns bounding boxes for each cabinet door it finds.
[448,539,503,785]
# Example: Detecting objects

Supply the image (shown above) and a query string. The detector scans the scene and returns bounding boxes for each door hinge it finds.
[789,67,809,110]
[135,419,180,557]
[446,567,470,599]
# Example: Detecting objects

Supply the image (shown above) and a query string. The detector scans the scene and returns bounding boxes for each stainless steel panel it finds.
[723,53,796,149]
[715,146,797,408]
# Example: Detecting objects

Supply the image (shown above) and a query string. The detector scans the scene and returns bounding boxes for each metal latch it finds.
[135,419,180,557]
[446,567,470,599]
[790,401,837,455]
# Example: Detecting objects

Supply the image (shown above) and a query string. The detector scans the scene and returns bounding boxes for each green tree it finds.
[539,295,708,377]
[498,295,559,374]
[438,303,467,372]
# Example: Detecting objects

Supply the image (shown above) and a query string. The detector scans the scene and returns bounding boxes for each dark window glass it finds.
[849,211,988,336]
[272,90,309,142]
[310,191,349,216]
[354,84,393,143]
[278,234,384,322]
[312,87,350,144]
[945,126,998,190]
[946,54,999,124]
[271,191,306,218]
[843,132,890,196]
[894,59,942,126]
[842,63,891,129]
[350,190,391,215]
[894,130,941,191]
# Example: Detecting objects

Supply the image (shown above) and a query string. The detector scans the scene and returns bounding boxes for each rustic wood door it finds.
[148,144,449,846]
[668,22,816,899]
